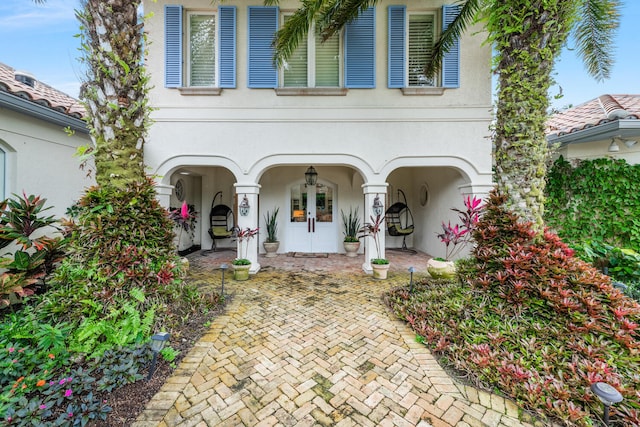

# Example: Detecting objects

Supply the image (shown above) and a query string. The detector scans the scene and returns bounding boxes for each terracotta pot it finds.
[426,259,456,279]
[263,241,280,258]
[232,264,251,281]
[343,241,360,257]
[372,263,390,279]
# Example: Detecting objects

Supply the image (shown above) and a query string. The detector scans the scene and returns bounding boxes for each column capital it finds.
[234,183,261,195]
[361,183,388,195]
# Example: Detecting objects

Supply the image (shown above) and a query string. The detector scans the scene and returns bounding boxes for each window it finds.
[188,13,216,86]
[388,5,460,89]
[164,5,236,89]
[408,14,435,87]
[249,6,375,89]
[282,20,340,88]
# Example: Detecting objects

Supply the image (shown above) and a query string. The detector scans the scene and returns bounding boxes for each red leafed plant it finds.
[436,195,483,260]
[385,190,640,426]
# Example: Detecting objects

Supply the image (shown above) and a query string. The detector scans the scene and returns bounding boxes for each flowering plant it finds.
[436,196,483,260]
[168,202,198,236]
[359,214,389,264]
[232,227,259,264]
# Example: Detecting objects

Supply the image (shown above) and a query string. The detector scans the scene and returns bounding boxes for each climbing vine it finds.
[545,156,640,250]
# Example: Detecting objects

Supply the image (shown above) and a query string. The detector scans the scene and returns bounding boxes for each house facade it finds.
[0,62,93,218]
[547,94,640,164]
[142,0,493,272]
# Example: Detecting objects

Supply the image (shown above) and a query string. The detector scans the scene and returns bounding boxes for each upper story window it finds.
[249,6,375,90]
[388,5,460,90]
[408,14,435,87]
[281,19,341,88]
[164,5,236,89]
[188,13,216,87]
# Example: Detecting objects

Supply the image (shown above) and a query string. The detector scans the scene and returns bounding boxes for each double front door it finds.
[288,181,336,253]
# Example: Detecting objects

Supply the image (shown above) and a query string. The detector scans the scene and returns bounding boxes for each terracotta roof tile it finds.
[0,62,85,119]
[546,94,640,136]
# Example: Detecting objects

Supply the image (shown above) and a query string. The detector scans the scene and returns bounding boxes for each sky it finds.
[0,0,638,110]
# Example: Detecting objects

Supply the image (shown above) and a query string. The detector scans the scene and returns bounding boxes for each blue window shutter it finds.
[442,5,460,88]
[345,7,375,88]
[219,6,236,88]
[164,5,183,88]
[388,6,406,88]
[248,6,278,88]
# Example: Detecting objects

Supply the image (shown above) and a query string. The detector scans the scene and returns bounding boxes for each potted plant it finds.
[232,226,259,280]
[429,196,483,279]
[341,207,361,257]
[168,201,198,255]
[359,214,390,279]
[263,207,279,258]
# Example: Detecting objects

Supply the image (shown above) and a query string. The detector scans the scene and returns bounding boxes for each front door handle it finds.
[308,218,311,233]
[312,218,315,233]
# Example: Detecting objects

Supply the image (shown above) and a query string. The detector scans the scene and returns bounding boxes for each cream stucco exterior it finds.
[0,107,93,218]
[143,0,493,272]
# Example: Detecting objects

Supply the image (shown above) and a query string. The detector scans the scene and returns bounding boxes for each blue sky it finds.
[0,0,638,109]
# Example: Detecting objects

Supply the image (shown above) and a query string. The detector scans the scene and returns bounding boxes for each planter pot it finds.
[232,264,251,281]
[372,263,390,280]
[343,241,360,257]
[263,241,280,258]
[426,259,456,280]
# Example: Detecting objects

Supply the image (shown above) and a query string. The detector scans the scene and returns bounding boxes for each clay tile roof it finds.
[546,94,640,137]
[0,62,85,120]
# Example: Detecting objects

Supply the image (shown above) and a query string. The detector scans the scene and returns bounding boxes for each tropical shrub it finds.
[0,194,66,309]
[436,196,483,260]
[386,191,640,426]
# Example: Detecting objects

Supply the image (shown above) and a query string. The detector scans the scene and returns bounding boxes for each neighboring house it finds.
[143,0,493,272]
[0,62,93,218]
[547,94,640,164]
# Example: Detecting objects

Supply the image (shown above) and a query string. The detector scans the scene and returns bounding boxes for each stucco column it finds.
[361,183,388,274]
[458,182,493,200]
[155,183,173,208]
[234,183,261,273]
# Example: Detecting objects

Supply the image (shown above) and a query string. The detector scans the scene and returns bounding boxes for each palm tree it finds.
[271,0,620,232]
[76,0,149,188]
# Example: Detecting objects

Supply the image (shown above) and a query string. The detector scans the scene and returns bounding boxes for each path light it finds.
[147,332,170,381]
[408,266,415,293]
[590,382,623,426]
[220,263,228,296]
[372,194,384,216]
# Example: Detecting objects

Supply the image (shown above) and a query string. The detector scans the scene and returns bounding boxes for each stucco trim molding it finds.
[274,88,349,96]
[400,87,446,96]
[177,87,223,96]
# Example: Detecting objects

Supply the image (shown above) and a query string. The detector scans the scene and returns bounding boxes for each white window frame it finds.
[279,17,343,88]
[186,11,218,88]
[406,11,437,88]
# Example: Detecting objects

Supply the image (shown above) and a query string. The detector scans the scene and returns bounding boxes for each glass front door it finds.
[288,181,336,253]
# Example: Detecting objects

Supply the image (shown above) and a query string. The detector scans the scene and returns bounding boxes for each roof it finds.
[547,94,640,137]
[0,61,85,120]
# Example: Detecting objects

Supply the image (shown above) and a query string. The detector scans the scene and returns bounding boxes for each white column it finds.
[155,183,173,208]
[235,183,261,273]
[361,183,388,274]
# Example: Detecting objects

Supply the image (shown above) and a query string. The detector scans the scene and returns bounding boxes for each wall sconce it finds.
[239,194,250,216]
[305,166,318,186]
[372,194,384,216]
[147,332,170,380]
[590,382,623,426]
[620,137,638,148]
[608,138,620,152]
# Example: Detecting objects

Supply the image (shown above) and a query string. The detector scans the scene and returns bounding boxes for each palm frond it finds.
[317,0,378,41]
[272,0,325,68]
[573,0,620,81]
[424,0,480,78]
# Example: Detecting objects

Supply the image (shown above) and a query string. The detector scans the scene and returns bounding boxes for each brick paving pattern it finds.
[133,251,533,426]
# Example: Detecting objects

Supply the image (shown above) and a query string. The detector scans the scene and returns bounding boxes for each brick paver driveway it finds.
[134,256,528,427]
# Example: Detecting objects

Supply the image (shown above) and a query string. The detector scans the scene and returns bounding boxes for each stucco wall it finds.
[0,108,94,218]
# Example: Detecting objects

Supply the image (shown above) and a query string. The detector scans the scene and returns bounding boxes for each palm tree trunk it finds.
[491,0,575,232]
[77,0,148,188]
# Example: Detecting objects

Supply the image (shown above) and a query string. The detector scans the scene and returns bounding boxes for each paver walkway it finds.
[134,252,532,427]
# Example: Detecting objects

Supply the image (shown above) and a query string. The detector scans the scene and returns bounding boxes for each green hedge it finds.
[545,156,640,250]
